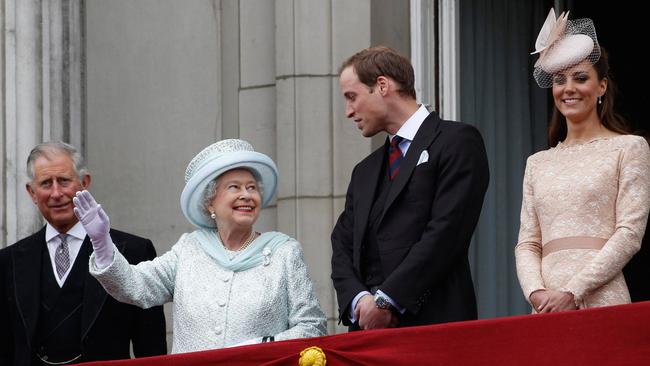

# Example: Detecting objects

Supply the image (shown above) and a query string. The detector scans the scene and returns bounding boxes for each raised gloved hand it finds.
[73,190,115,268]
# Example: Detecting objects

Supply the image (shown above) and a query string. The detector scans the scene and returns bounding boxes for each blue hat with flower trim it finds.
[180,139,277,229]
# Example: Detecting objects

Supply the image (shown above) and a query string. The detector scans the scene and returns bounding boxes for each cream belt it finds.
[542,236,607,258]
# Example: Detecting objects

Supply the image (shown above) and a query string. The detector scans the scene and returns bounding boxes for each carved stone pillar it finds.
[1,0,84,247]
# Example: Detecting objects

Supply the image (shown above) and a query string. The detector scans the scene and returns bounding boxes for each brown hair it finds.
[339,46,417,100]
[548,47,631,146]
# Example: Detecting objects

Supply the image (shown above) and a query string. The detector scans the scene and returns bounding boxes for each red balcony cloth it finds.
[80,301,650,366]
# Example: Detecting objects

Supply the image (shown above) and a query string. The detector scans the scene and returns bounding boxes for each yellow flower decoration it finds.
[299,346,326,366]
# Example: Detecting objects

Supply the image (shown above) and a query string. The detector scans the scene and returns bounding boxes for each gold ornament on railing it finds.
[298,346,326,366]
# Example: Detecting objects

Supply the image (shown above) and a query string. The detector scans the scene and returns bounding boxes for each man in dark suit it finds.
[0,141,167,365]
[331,46,489,330]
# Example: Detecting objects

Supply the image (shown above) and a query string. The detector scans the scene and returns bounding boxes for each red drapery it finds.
[81,301,650,365]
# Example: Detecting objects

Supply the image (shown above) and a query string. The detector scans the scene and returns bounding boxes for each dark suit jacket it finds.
[0,227,167,366]
[331,111,489,327]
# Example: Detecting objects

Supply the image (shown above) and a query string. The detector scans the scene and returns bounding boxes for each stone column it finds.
[275,0,374,334]
[237,0,278,231]
[1,0,84,247]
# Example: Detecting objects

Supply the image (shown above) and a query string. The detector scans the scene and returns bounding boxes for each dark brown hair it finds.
[548,47,630,146]
[339,46,417,100]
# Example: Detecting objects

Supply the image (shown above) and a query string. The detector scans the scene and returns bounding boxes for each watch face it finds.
[375,296,391,310]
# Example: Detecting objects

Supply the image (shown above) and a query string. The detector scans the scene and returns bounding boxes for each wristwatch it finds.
[374,293,394,310]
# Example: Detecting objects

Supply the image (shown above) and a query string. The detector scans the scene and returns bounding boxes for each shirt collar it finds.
[391,104,430,142]
[45,221,87,242]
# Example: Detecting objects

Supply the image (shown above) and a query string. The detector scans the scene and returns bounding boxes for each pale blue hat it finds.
[180,139,278,229]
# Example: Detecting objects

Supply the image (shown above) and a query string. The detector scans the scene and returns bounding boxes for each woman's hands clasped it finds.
[529,289,577,313]
[73,190,115,268]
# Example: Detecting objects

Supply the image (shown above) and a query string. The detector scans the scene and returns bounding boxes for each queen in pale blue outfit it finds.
[74,139,326,354]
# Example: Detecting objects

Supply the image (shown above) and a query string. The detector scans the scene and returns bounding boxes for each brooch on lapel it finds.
[262,247,271,266]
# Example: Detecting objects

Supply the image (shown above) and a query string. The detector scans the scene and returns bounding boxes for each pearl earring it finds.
[598,96,602,105]
[210,212,216,219]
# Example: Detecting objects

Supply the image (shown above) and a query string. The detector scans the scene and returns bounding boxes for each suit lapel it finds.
[14,228,47,346]
[379,112,442,224]
[81,234,121,339]
[353,140,389,256]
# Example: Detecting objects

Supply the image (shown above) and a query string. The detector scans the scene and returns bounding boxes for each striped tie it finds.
[55,234,70,279]
[388,135,404,180]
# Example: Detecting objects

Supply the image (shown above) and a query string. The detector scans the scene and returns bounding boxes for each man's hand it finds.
[73,190,115,268]
[530,289,577,313]
[355,294,398,330]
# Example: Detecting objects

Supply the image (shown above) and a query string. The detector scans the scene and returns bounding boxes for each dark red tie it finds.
[388,136,404,180]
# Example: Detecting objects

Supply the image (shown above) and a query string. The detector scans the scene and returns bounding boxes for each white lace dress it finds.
[515,135,650,308]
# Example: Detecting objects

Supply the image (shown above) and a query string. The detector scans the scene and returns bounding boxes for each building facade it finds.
[3,0,566,341]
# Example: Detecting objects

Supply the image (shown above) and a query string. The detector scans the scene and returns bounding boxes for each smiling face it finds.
[552,60,607,124]
[208,168,261,232]
[26,153,90,233]
[339,66,389,137]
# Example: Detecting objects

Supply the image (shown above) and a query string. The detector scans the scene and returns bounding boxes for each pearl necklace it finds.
[219,230,257,252]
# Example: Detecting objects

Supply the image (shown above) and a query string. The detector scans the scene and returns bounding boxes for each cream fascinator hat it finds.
[531,8,600,88]
[180,139,278,229]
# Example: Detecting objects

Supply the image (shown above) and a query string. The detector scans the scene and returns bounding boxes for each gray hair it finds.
[200,167,264,217]
[26,141,88,183]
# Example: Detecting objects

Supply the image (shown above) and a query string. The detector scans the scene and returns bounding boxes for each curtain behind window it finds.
[459,0,552,317]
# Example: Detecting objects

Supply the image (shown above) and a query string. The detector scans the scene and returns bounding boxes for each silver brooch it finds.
[262,247,271,266]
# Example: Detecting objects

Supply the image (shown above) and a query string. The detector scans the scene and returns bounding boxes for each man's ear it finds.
[26,182,38,204]
[81,174,91,190]
[376,76,389,95]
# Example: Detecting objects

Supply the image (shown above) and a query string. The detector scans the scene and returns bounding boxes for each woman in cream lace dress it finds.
[515,10,650,313]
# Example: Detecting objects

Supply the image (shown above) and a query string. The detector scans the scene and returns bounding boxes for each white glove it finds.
[73,190,115,269]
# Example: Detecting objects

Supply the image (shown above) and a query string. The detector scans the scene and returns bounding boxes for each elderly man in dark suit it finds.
[331,46,489,330]
[0,141,167,365]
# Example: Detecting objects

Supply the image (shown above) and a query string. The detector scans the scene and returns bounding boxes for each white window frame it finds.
[410,0,459,120]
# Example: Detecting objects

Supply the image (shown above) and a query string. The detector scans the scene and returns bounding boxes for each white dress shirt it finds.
[45,221,87,287]
[390,104,430,155]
